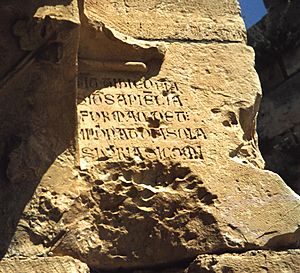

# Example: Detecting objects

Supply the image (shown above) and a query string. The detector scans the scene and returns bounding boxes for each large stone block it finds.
[0,1,299,272]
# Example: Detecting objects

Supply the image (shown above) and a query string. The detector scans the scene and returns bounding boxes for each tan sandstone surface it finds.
[130,250,300,273]
[0,256,89,273]
[0,0,299,272]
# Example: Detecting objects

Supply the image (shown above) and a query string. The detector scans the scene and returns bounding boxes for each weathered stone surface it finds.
[0,0,80,258]
[0,256,89,273]
[248,0,300,76]
[82,0,246,42]
[0,1,299,272]
[248,0,300,194]
[131,250,300,273]
[258,72,300,194]
[188,250,300,273]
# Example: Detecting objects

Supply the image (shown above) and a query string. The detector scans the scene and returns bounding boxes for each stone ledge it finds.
[125,250,300,273]
[0,256,90,273]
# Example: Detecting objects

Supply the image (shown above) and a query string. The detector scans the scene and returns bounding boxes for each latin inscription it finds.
[79,110,190,123]
[82,146,204,161]
[78,75,206,164]
[79,127,206,141]
[78,76,180,93]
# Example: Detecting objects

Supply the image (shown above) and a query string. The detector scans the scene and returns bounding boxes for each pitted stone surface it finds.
[0,0,299,272]
[82,0,246,42]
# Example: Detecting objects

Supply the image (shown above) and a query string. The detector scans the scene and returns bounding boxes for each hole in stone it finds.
[222,120,231,127]
[111,173,119,181]
[186,182,197,190]
[211,108,221,113]
[228,111,238,125]
[140,189,155,199]
[147,117,160,128]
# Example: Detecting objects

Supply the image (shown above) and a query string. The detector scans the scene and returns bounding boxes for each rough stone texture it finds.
[188,250,300,273]
[0,256,89,273]
[82,0,246,42]
[0,0,299,273]
[0,0,80,261]
[123,250,300,273]
[248,0,300,194]
[5,250,298,273]
[248,0,300,81]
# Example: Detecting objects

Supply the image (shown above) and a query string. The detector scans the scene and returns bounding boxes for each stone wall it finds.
[0,0,299,272]
[248,0,300,194]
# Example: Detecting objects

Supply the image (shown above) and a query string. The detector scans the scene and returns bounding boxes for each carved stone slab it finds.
[0,0,299,272]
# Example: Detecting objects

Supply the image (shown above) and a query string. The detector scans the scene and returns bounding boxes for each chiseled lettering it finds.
[144,94,154,105]
[195,128,207,139]
[78,76,180,92]
[182,146,204,160]
[81,145,204,161]
[116,147,130,160]
[154,95,165,106]
[143,80,152,89]
[164,81,179,92]
[80,110,190,123]
[81,147,95,157]
[104,94,114,105]
[165,128,177,138]
[128,128,139,139]
[175,111,189,122]
[112,111,125,122]
[156,146,167,160]
[81,92,184,107]
[127,94,136,105]
[140,128,151,139]
[178,128,193,140]
[165,111,174,122]
[91,93,102,105]
[101,111,110,122]
[171,147,182,159]
[117,94,127,105]
[80,110,88,121]
[172,95,183,106]
[144,148,157,160]
[132,147,143,158]
[113,79,129,89]
[79,126,207,141]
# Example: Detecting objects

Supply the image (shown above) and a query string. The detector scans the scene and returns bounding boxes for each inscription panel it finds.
[77,73,207,166]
